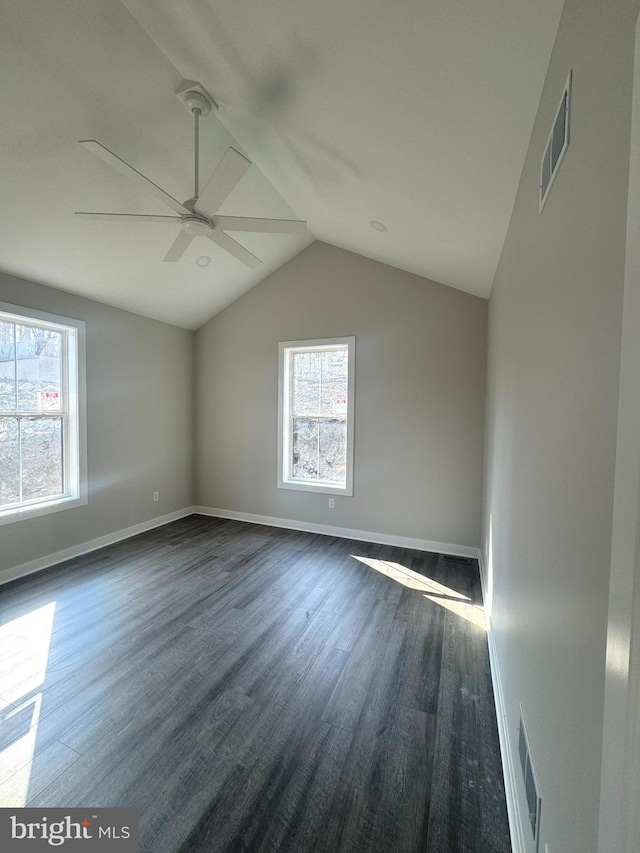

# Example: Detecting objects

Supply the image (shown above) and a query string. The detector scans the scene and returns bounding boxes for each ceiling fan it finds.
[76,83,306,267]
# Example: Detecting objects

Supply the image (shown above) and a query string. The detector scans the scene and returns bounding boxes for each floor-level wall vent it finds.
[518,706,542,849]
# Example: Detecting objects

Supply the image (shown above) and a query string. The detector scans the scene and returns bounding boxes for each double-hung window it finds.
[0,303,87,524]
[278,337,355,496]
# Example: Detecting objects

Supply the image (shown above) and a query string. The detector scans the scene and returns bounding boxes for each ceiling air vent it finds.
[540,71,572,211]
[519,706,542,849]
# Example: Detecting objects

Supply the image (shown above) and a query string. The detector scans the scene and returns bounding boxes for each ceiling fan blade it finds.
[163,229,196,262]
[194,148,251,218]
[79,140,189,215]
[76,212,182,223]
[208,230,262,269]
[213,216,307,235]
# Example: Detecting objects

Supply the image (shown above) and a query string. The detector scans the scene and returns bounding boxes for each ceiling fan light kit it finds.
[181,216,212,236]
[75,80,306,266]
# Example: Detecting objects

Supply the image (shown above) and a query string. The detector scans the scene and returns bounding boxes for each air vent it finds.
[540,71,572,211]
[518,707,542,848]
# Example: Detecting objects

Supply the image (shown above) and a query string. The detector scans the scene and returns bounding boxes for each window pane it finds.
[292,417,346,483]
[319,350,348,416]
[293,348,348,417]
[0,322,16,411]
[20,417,63,501]
[292,417,319,480]
[16,326,62,412]
[318,419,346,482]
[293,351,321,415]
[551,94,567,171]
[0,417,20,506]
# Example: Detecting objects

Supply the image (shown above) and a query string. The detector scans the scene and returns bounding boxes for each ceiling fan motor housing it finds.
[182,214,212,236]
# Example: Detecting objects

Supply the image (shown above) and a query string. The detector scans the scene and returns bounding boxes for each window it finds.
[0,303,87,524]
[540,70,572,211]
[278,337,355,496]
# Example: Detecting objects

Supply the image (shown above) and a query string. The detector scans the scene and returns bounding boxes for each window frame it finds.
[0,301,87,526]
[277,336,355,496]
[539,70,572,212]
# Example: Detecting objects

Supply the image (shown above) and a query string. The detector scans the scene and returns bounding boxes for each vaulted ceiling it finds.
[0,0,564,330]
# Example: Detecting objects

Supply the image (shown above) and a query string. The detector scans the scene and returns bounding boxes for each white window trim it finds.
[0,301,88,526]
[277,336,355,496]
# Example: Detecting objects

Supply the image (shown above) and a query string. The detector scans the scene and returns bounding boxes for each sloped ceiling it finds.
[0,0,563,330]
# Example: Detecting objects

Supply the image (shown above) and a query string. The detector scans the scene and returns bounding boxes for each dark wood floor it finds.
[0,516,510,852]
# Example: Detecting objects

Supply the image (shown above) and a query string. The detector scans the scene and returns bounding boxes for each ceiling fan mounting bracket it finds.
[175,80,217,117]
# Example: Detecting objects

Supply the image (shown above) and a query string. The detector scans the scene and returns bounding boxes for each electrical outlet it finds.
[328,498,335,509]
[153,491,159,502]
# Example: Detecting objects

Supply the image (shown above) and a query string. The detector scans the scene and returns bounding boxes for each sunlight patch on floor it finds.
[351,556,486,630]
[0,696,43,806]
[0,602,56,806]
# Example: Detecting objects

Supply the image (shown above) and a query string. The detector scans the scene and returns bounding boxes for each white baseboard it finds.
[194,505,481,559]
[0,506,197,587]
[478,552,523,853]
[1,504,479,588]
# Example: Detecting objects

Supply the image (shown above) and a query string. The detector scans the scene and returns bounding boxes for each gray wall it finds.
[0,270,195,578]
[481,1,640,851]
[196,242,487,548]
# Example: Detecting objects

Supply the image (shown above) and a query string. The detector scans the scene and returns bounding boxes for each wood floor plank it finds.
[169,646,348,853]
[0,516,510,851]
[330,617,436,853]
[257,723,353,853]
[425,610,510,852]
[320,593,399,732]
[319,704,435,853]
[339,618,410,792]
[313,777,377,853]
[398,603,446,715]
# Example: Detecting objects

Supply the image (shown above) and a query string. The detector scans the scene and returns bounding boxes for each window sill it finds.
[278,479,353,497]
[0,494,88,527]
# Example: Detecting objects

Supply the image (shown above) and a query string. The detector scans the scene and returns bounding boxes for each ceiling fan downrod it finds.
[194,107,200,198]
[181,89,212,198]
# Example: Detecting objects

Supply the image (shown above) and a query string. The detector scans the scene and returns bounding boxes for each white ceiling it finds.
[0,0,564,330]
